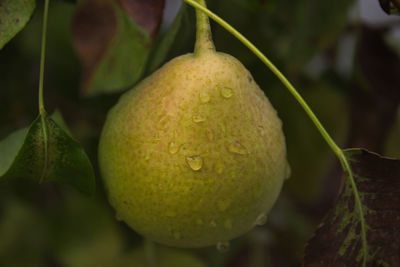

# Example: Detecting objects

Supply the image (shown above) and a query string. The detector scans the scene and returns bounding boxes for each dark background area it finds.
[0,0,399,266]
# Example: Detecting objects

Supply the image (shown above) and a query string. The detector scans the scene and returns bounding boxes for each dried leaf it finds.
[72,0,117,95]
[0,112,95,195]
[72,0,162,95]
[0,0,36,49]
[304,149,400,266]
[118,0,165,39]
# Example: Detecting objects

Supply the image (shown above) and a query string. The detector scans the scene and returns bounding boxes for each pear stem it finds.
[194,0,215,55]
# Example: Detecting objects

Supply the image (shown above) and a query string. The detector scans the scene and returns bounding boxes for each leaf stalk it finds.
[38,0,49,115]
[38,0,50,183]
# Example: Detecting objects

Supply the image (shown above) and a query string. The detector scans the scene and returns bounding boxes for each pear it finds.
[98,0,288,248]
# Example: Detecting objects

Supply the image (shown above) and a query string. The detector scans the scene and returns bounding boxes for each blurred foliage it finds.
[379,0,400,15]
[0,0,399,266]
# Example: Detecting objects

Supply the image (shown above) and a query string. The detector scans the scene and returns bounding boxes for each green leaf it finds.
[145,5,187,73]
[0,112,95,195]
[0,0,36,50]
[72,0,165,96]
[0,128,29,176]
[50,110,72,136]
[304,149,400,266]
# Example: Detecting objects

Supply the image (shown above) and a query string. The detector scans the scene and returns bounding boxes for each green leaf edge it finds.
[0,0,36,50]
[145,4,187,73]
[84,1,152,96]
[0,112,95,195]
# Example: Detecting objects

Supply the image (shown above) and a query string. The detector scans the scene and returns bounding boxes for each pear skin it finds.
[99,51,287,247]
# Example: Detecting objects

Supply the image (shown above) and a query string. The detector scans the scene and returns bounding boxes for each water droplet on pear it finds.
[220,87,233,98]
[255,213,267,226]
[228,141,248,155]
[168,141,179,154]
[192,113,206,123]
[199,91,211,103]
[186,155,203,171]
[216,241,230,252]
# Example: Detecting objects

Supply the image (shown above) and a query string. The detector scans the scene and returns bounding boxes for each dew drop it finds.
[220,87,234,98]
[216,241,230,252]
[257,125,265,136]
[199,91,211,103]
[255,213,268,226]
[168,141,179,154]
[285,163,291,180]
[186,155,203,171]
[228,141,248,155]
[192,114,206,123]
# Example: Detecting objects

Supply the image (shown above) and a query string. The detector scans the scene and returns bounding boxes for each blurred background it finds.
[0,0,399,266]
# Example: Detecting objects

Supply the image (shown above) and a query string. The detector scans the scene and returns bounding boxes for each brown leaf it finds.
[72,0,163,95]
[304,149,400,266]
[72,0,117,93]
[118,0,165,39]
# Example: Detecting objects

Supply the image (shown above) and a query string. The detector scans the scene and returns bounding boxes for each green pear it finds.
[98,0,288,248]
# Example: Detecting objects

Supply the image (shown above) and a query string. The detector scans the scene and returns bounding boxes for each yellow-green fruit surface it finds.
[98,51,288,247]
